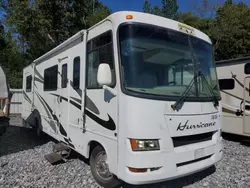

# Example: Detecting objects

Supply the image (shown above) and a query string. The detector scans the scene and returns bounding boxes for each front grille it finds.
[172,131,215,147]
[177,155,212,167]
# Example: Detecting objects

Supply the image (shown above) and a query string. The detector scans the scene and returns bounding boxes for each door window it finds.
[86,31,115,89]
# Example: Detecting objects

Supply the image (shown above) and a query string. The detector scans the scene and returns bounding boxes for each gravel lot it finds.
[1,116,250,188]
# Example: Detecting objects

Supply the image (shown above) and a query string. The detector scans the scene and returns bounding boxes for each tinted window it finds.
[26,75,32,92]
[61,64,67,88]
[44,65,58,91]
[73,57,80,89]
[219,79,235,90]
[86,31,115,89]
[245,63,250,74]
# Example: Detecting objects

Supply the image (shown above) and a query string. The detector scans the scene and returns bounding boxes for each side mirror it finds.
[97,63,112,86]
[219,79,235,90]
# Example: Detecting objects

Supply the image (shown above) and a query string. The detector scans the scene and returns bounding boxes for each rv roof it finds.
[31,11,211,66]
[216,56,250,65]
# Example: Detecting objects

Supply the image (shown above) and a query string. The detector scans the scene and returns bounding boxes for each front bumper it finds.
[121,136,223,185]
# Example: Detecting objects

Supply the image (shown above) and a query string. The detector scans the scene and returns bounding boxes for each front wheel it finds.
[90,145,120,188]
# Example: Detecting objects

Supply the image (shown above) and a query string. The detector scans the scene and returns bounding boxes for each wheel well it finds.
[88,141,103,159]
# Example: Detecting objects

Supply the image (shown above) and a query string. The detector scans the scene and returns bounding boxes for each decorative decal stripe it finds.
[59,123,67,137]
[49,93,116,131]
[34,77,44,84]
[70,97,81,104]
[222,107,236,115]
[63,137,75,149]
[34,67,44,81]
[84,109,116,131]
[37,92,59,122]
[230,71,250,92]
[86,95,100,115]
[35,92,57,132]
[68,142,75,149]
[23,91,32,104]
[221,90,250,104]
[36,92,67,136]
[50,93,81,110]
[43,117,57,132]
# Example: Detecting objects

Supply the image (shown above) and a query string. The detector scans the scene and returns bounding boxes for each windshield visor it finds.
[118,23,221,101]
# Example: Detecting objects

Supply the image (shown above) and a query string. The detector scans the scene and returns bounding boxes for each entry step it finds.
[44,153,64,165]
[53,142,71,153]
[44,142,71,165]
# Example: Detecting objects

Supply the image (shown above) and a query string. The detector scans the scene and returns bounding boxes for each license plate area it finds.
[194,148,205,159]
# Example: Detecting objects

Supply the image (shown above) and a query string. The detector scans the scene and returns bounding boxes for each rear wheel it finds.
[34,118,43,138]
[90,145,119,188]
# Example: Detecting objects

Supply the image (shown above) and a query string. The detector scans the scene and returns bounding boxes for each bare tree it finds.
[189,0,223,18]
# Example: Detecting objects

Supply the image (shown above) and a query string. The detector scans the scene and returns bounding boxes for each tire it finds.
[90,145,120,188]
[34,118,43,138]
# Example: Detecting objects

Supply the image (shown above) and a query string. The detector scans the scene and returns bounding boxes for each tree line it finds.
[0,0,250,88]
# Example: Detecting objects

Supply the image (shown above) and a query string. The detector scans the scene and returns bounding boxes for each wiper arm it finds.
[199,71,219,108]
[171,75,196,111]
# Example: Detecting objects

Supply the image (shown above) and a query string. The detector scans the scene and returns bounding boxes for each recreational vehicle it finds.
[0,65,9,136]
[216,56,250,137]
[22,11,223,187]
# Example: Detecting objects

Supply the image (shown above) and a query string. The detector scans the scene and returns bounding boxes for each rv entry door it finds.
[243,77,250,134]
[57,59,69,139]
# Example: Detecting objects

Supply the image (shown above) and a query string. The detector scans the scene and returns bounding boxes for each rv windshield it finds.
[118,23,221,101]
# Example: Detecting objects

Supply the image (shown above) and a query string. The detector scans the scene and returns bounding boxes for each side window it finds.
[245,63,250,74]
[73,57,80,89]
[26,75,32,92]
[219,78,235,90]
[44,65,58,91]
[86,30,115,89]
[61,64,67,88]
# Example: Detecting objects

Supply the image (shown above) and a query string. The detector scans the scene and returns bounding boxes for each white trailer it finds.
[0,65,10,136]
[216,56,250,137]
[22,11,223,187]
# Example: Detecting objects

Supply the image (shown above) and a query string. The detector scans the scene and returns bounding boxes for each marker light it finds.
[126,15,133,20]
[128,167,147,173]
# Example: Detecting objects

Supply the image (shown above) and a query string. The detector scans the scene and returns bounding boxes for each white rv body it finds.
[216,57,250,136]
[22,11,223,185]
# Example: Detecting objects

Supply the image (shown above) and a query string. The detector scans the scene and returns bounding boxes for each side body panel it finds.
[32,37,86,144]
[22,21,119,175]
[84,20,118,174]
[216,60,250,136]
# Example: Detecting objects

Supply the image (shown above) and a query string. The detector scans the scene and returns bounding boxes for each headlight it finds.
[130,139,160,151]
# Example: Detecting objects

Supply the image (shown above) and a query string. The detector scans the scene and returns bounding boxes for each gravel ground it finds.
[1,116,250,188]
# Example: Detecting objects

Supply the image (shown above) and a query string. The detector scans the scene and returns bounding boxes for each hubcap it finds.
[95,151,112,180]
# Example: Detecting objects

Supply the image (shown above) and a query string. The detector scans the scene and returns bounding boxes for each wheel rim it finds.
[95,151,113,180]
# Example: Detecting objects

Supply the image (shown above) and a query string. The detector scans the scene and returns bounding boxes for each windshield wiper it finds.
[199,71,219,108]
[189,37,219,108]
[171,74,196,111]
[171,71,219,111]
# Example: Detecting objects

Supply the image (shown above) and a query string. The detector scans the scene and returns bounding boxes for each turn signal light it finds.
[126,15,133,20]
[128,167,147,173]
